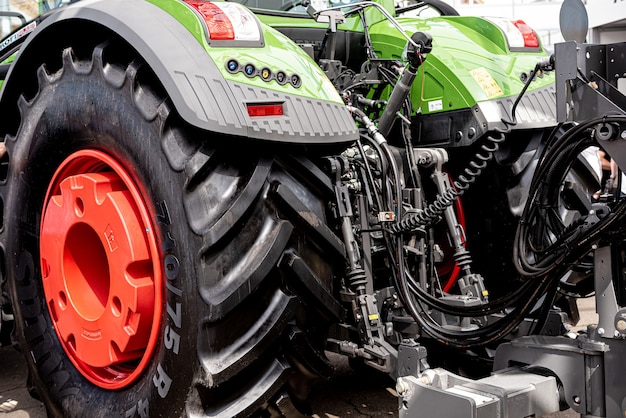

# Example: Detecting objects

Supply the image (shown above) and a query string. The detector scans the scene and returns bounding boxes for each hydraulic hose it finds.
[390,130,506,232]
[390,61,546,233]
[514,114,626,279]
[348,59,578,348]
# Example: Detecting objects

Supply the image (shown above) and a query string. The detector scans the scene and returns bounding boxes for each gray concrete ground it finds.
[0,298,597,417]
[0,345,44,417]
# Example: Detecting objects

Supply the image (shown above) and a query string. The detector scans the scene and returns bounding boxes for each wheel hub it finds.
[40,150,162,389]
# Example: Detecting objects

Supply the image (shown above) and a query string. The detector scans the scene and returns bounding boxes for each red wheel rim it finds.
[40,150,162,389]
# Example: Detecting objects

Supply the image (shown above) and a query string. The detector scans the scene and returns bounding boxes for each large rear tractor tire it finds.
[0,39,343,417]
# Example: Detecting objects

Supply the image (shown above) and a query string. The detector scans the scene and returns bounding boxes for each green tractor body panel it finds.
[146,0,345,104]
[368,15,555,114]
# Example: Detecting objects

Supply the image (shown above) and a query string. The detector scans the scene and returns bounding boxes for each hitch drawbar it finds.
[396,367,559,418]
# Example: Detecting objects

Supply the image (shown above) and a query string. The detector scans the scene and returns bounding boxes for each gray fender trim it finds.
[4,0,358,143]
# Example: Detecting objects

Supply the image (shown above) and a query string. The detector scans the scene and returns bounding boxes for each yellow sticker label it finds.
[368,314,379,321]
[470,67,503,99]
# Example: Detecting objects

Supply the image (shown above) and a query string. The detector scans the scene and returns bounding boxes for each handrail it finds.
[0,11,27,26]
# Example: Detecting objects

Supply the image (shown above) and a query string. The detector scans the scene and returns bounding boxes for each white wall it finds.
[587,0,626,43]
[0,0,10,37]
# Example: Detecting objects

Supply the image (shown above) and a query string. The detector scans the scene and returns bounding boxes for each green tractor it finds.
[2,0,625,417]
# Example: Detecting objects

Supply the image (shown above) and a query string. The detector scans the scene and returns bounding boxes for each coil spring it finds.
[391,131,507,233]
[347,267,368,291]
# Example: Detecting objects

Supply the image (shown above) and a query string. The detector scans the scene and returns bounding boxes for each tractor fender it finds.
[1,0,358,143]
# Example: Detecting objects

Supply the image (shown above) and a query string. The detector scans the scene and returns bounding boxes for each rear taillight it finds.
[247,103,284,117]
[488,18,540,50]
[513,20,539,48]
[184,1,261,42]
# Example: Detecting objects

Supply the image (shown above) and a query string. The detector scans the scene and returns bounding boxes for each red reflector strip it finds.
[184,1,235,41]
[513,20,539,48]
[247,104,284,117]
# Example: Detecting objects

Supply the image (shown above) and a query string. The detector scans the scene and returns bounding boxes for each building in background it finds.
[1,0,37,38]
[586,0,626,43]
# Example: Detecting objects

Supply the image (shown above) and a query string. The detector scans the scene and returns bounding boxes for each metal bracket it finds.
[594,245,621,340]
[494,335,607,416]
[397,366,560,418]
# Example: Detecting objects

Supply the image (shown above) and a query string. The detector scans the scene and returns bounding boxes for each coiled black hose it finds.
[390,62,545,233]
[390,130,506,232]
[348,62,584,348]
